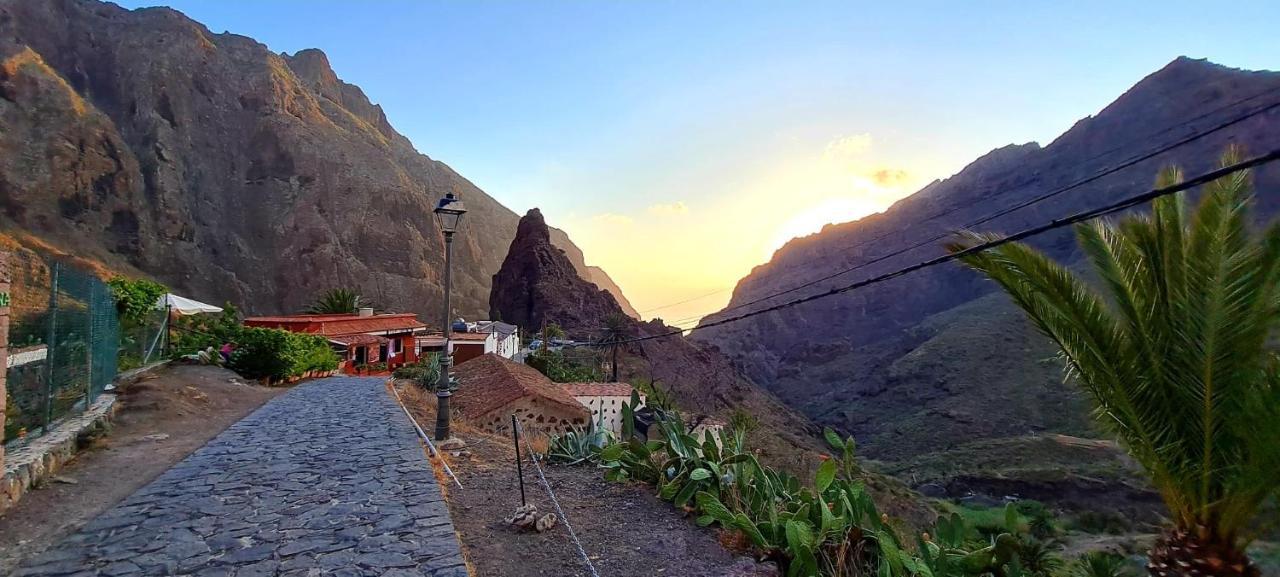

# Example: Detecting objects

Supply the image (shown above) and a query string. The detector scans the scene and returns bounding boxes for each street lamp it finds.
[433,192,467,441]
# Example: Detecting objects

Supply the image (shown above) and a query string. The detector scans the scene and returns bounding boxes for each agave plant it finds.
[947,147,1280,577]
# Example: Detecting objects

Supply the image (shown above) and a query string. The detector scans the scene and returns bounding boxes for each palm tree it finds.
[307,288,366,314]
[947,148,1280,577]
[597,313,631,381]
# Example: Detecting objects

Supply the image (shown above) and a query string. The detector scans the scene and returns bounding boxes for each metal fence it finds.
[5,260,126,441]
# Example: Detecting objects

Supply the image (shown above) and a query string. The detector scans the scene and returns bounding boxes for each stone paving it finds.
[14,377,466,577]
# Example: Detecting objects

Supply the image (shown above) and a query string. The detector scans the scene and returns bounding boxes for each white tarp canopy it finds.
[157,293,223,316]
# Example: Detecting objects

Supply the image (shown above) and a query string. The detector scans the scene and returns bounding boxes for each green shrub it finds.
[527,349,600,383]
[391,354,441,388]
[227,326,337,382]
[107,276,168,324]
[170,303,242,357]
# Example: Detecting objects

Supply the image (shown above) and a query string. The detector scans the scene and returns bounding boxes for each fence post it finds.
[0,253,10,470]
[42,261,59,434]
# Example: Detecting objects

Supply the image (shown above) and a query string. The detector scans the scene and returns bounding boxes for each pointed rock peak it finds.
[491,208,624,337]
[515,208,552,244]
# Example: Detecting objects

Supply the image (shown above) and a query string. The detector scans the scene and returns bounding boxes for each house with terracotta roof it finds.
[244,308,427,374]
[559,382,642,434]
[450,353,591,435]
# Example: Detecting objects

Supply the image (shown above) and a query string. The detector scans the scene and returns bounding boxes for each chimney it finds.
[358,307,374,317]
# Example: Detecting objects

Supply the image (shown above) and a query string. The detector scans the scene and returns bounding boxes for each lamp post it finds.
[433,191,467,441]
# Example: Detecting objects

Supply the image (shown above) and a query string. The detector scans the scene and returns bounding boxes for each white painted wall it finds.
[573,395,642,434]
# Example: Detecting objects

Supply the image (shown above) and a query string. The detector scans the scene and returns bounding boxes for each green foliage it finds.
[633,377,677,411]
[228,327,337,382]
[600,404,1036,576]
[307,288,367,314]
[107,276,167,324]
[542,323,566,340]
[1067,552,1136,577]
[949,148,1280,555]
[547,424,615,465]
[171,303,242,357]
[392,354,441,389]
[527,349,601,383]
[729,407,759,438]
[1067,511,1132,536]
[168,302,336,382]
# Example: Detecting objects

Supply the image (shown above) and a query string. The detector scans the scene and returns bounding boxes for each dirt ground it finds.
[394,383,778,577]
[0,363,282,574]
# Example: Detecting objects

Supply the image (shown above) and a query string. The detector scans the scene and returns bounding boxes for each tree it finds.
[542,323,566,341]
[597,313,631,381]
[947,147,1279,577]
[307,288,366,314]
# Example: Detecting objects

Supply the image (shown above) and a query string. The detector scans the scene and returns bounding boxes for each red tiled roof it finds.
[560,382,635,398]
[328,334,389,346]
[451,354,590,421]
[245,313,426,337]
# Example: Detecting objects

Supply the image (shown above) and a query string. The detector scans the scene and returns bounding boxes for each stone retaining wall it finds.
[0,393,116,514]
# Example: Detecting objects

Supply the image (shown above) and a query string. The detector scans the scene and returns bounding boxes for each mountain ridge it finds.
[0,0,633,319]
[693,56,1280,463]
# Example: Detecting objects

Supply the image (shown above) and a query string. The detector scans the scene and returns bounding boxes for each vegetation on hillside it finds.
[949,148,1279,576]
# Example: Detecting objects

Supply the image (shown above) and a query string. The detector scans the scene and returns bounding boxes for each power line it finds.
[641,86,1280,324]
[657,89,1280,329]
[636,287,731,315]
[601,148,1280,346]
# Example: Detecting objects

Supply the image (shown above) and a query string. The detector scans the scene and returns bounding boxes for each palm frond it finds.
[947,147,1280,548]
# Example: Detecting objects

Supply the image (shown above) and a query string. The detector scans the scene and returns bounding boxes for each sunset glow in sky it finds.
[119,1,1280,324]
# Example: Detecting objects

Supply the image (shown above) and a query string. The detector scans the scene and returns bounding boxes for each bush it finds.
[227,326,337,382]
[107,276,168,324]
[170,303,242,357]
[392,354,441,387]
[527,349,600,383]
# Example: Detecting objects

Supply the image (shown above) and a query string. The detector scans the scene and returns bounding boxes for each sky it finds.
[118,0,1280,324]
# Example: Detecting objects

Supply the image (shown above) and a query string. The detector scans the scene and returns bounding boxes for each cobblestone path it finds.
[15,377,466,577]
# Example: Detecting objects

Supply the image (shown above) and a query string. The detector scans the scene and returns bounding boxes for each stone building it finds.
[450,354,590,435]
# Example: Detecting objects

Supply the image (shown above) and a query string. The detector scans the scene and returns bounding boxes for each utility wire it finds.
[656,90,1280,329]
[594,148,1280,346]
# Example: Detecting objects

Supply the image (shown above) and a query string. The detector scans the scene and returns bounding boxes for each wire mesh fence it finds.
[4,259,142,442]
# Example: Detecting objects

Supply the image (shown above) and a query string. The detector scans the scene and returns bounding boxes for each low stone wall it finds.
[0,393,117,515]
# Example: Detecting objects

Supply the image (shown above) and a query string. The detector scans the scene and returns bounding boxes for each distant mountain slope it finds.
[0,0,631,318]
[694,58,1280,462]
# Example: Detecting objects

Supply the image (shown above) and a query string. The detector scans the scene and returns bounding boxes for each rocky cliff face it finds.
[0,0,628,318]
[694,58,1280,461]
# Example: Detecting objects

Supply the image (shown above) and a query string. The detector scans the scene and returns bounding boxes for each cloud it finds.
[647,201,690,216]
[822,133,873,161]
[870,168,910,186]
